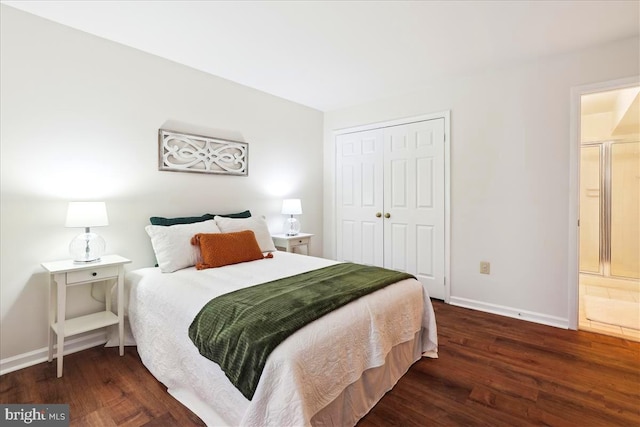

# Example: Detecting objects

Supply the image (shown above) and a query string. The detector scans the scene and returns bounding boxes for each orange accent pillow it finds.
[191,230,268,269]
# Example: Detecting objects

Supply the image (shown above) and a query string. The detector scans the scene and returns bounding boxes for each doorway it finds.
[577,86,639,341]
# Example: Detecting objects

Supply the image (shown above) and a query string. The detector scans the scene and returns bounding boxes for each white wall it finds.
[0,6,323,365]
[324,36,640,326]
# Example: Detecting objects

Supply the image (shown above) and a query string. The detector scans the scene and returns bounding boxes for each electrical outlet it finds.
[480,261,490,274]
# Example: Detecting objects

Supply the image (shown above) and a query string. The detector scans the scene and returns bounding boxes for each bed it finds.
[126,216,438,426]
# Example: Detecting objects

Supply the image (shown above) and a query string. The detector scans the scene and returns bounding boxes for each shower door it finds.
[580,140,640,279]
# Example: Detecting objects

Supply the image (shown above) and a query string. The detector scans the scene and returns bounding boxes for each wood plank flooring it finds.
[1,300,638,426]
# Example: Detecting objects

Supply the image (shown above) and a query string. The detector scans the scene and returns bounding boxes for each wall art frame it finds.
[158,129,248,176]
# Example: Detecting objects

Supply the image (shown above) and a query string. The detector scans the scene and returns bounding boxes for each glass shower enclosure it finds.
[580,140,640,279]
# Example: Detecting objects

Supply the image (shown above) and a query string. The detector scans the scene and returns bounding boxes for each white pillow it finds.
[214,215,276,253]
[145,219,221,272]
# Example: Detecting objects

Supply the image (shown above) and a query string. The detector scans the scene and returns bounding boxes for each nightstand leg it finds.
[56,337,63,377]
[55,273,66,378]
[118,267,124,356]
[48,276,55,362]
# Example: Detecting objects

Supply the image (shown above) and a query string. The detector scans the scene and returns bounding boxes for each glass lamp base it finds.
[69,232,106,263]
[283,217,301,236]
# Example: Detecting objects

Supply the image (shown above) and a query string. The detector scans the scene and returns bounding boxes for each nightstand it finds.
[271,233,314,255]
[41,254,131,377]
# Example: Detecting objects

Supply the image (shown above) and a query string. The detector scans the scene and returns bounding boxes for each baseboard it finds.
[0,331,107,376]
[448,296,569,329]
[0,299,569,375]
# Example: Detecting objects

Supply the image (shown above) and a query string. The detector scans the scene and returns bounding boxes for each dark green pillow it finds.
[150,210,251,226]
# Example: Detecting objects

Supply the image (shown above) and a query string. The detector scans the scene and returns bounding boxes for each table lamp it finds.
[282,199,302,236]
[65,201,109,263]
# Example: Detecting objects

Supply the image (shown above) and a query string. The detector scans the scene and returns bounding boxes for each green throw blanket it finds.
[188,262,415,400]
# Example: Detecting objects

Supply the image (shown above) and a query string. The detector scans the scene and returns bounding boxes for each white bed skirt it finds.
[169,331,426,427]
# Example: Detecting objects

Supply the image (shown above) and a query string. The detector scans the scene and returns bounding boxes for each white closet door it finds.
[384,119,446,299]
[336,129,384,266]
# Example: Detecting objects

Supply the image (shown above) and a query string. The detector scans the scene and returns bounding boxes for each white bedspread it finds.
[127,252,437,426]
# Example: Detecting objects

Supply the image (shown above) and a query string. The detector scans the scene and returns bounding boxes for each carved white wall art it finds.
[158,129,248,176]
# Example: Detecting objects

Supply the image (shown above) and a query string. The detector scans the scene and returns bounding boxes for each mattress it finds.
[126,251,438,426]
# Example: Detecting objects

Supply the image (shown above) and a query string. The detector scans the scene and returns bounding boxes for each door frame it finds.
[334,111,451,302]
[568,76,639,330]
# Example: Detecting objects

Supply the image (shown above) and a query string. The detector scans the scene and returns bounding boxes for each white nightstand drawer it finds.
[66,265,119,284]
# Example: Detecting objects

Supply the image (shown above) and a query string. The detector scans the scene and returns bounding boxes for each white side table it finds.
[41,254,131,377]
[271,233,314,255]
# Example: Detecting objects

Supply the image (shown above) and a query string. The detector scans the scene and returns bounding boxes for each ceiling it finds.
[3,1,639,111]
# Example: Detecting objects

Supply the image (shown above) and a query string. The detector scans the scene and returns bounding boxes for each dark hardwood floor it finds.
[1,301,638,426]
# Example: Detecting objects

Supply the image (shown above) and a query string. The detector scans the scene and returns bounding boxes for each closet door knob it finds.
[375,212,382,218]
[384,213,391,219]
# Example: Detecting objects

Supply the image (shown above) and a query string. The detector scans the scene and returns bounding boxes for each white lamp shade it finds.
[65,202,109,228]
[281,199,302,215]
